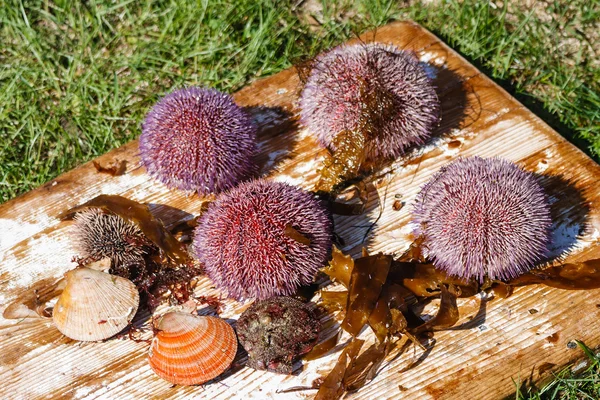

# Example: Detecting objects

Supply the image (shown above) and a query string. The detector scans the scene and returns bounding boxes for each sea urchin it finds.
[139,87,257,194]
[412,157,551,282]
[193,179,332,300]
[71,208,152,267]
[299,43,440,161]
[236,297,320,374]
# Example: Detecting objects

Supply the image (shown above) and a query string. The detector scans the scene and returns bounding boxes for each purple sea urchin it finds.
[193,179,332,300]
[236,297,320,374]
[139,87,257,194]
[71,208,153,267]
[413,157,551,282]
[300,43,440,161]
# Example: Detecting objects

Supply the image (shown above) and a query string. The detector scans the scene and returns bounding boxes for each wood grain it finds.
[1,21,599,400]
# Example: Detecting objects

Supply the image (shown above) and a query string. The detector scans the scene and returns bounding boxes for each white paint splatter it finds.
[536,159,549,173]
[442,139,462,157]
[272,174,304,186]
[0,219,44,253]
[295,159,319,174]
[419,52,445,65]
[94,172,155,201]
[1,232,74,289]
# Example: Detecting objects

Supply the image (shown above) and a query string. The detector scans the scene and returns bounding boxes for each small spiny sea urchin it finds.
[139,87,257,194]
[412,157,552,282]
[71,208,153,267]
[192,179,333,300]
[300,43,440,161]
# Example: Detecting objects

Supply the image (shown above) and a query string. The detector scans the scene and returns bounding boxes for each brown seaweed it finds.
[326,182,369,216]
[58,195,190,265]
[368,283,410,342]
[284,224,312,246]
[315,339,365,400]
[321,248,415,341]
[304,330,343,361]
[342,254,392,336]
[169,216,201,241]
[313,243,600,398]
[391,262,478,298]
[315,338,398,399]
[320,284,410,343]
[490,282,514,298]
[322,246,354,288]
[344,340,395,391]
[92,160,127,176]
[319,290,348,313]
[411,284,460,334]
[508,259,600,290]
[397,236,427,263]
[316,129,367,194]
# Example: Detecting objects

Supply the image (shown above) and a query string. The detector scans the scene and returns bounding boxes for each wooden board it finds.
[1,21,599,399]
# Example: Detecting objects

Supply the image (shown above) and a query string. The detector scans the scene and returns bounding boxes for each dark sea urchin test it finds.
[236,297,320,374]
[193,179,333,300]
[139,87,257,195]
[300,43,440,161]
[413,157,552,282]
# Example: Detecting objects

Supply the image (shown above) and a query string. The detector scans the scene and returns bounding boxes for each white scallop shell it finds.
[52,267,139,341]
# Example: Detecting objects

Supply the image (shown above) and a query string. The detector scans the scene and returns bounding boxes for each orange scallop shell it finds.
[148,312,237,386]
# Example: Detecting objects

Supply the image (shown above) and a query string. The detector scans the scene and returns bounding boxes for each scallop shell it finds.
[149,312,237,386]
[52,267,139,341]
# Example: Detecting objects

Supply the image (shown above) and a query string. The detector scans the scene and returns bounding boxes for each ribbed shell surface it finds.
[148,312,237,386]
[52,267,139,341]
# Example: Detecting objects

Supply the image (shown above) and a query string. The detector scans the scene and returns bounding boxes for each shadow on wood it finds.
[535,173,591,261]
[244,105,299,177]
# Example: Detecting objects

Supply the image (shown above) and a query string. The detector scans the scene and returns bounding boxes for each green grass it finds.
[416,0,600,161]
[516,341,600,400]
[0,0,349,202]
[1,0,598,203]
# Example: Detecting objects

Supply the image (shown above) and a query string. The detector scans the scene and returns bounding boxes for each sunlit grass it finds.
[516,341,600,400]
[1,0,598,203]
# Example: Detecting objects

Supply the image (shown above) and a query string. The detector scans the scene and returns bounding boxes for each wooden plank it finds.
[1,21,600,399]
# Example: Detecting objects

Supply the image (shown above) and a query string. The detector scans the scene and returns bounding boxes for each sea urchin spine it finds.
[300,43,440,161]
[71,208,152,267]
[412,156,551,282]
[139,87,257,194]
[193,179,333,300]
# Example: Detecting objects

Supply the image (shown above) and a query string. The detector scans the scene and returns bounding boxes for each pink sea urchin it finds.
[193,179,332,300]
[299,43,440,161]
[139,87,257,194]
[413,157,551,282]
